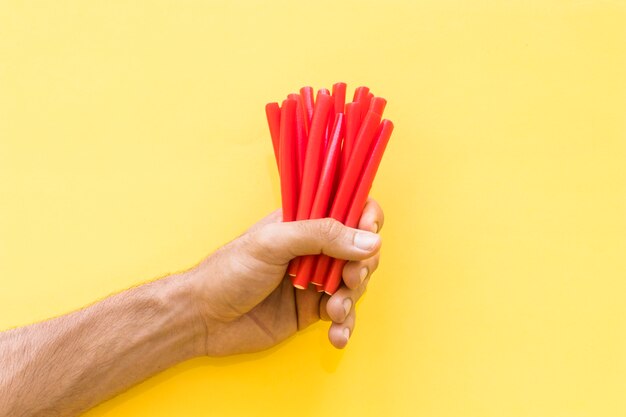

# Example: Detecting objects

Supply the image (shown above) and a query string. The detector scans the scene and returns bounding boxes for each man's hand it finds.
[0,199,384,416]
[189,198,384,355]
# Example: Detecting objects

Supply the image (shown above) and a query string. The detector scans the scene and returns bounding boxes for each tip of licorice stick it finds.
[288,273,296,277]
[293,284,307,290]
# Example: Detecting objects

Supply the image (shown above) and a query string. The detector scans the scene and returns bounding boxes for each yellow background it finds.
[1,1,625,416]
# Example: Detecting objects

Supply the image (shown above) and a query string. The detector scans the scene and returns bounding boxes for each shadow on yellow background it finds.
[1,1,625,416]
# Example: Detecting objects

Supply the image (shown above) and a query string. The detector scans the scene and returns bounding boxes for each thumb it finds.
[250,218,381,265]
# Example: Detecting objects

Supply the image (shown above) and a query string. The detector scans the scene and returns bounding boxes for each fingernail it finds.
[359,267,369,283]
[343,298,352,317]
[354,232,379,250]
[343,327,350,341]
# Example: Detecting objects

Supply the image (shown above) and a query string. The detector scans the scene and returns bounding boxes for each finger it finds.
[251,218,381,265]
[342,253,380,290]
[358,198,384,233]
[328,308,356,349]
[325,277,370,323]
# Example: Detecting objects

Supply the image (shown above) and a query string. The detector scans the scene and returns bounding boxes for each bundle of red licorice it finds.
[265,83,393,295]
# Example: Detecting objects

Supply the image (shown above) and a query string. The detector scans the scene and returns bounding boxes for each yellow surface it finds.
[1,1,625,416]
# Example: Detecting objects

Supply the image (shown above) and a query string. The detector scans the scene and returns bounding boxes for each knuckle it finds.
[250,223,278,253]
[318,218,344,243]
[251,222,292,264]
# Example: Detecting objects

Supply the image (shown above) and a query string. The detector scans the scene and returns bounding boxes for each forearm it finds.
[0,272,206,417]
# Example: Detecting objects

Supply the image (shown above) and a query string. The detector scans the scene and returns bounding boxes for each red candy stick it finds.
[265,102,281,168]
[313,109,382,283]
[353,86,370,122]
[318,88,332,147]
[296,93,333,220]
[312,114,345,221]
[332,82,347,115]
[310,252,332,286]
[288,93,307,188]
[287,93,333,279]
[330,110,382,219]
[311,266,327,287]
[327,83,347,230]
[353,86,370,103]
[362,92,374,117]
[323,120,394,294]
[285,91,312,278]
[287,257,300,277]
[297,96,310,136]
[279,99,298,223]
[329,83,346,159]
[299,86,315,129]
[293,113,345,289]
[340,101,362,175]
[369,96,387,115]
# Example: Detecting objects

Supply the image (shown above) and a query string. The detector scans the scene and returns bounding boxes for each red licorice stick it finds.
[318,88,332,147]
[323,120,394,294]
[353,86,370,103]
[353,86,371,123]
[369,96,387,116]
[329,83,346,156]
[299,86,315,129]
[295,93,333,220]
[288,93,307,187]
[313,109,382,281]
[362,92,374,116]
[279,99,298,223]
[312,253,332,286]
[332,82,347,115]
[288,93,332,282]
[287,258,300,277]
[331,110,382,219]
[293,113,345,289]
[340,101,362,175]
[297,96,310,136]
[265,102,281,168]
[327,84,347,221]
[287,94,314,277]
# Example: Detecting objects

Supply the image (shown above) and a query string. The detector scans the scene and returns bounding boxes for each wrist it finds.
[161,271,211,358]
[182,255,248,357]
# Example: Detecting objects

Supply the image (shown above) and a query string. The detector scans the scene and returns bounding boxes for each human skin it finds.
[0,199,384,417]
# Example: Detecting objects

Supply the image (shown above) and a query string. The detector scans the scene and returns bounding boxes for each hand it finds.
[187,198,384,356]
